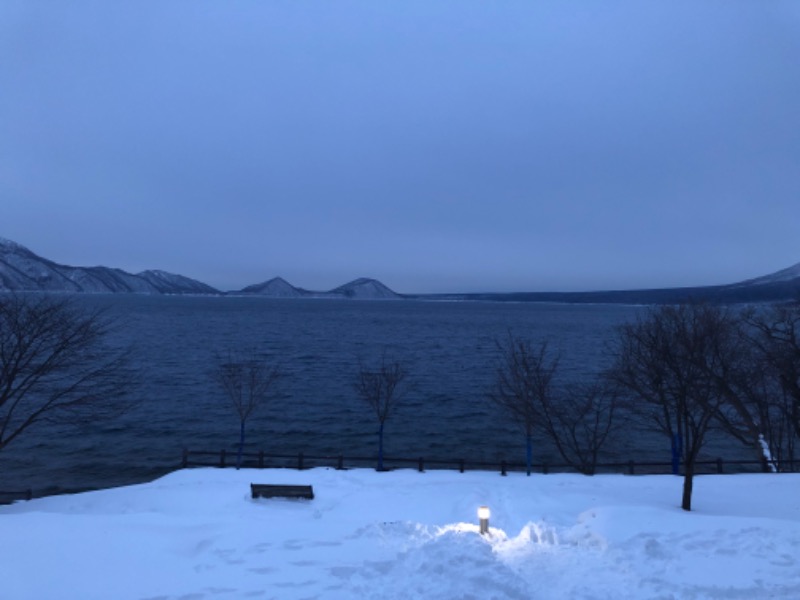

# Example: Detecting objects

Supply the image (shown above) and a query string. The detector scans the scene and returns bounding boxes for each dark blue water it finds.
[0,296,748,492]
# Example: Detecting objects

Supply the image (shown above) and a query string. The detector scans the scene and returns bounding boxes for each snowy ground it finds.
[2,468,799,600]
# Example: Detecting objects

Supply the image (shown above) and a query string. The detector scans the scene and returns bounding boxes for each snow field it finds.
[1,468,799,599]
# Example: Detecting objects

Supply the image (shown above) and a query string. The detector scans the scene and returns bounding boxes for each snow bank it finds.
[2,468,799,599]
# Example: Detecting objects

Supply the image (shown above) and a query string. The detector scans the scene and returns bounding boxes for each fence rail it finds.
[2,450,794,506]
[181,448,796,477]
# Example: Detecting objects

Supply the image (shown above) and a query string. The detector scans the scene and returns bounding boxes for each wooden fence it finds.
[2,449,794,505]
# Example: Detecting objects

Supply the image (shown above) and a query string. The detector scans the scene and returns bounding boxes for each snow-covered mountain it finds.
[234,276,402,299]
[237,277,307,298]
[4,236,798,303]
[732,262,800,287]
[329,277,402,299]
[0,238,220,295]
[0,238,401,299]
[136,270,220,295]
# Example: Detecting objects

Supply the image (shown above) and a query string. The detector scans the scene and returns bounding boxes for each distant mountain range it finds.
[0,238,401,299]
[0,237,219,295]
[1,236,799,303]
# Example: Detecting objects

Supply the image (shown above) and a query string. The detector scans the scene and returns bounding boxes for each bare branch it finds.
[0,294,134,452]
[355,352,408,426]
[215,349,283,469]
[607,303,742,510]
[355,351,409,470]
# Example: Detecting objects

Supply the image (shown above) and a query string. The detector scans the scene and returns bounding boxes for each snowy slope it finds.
[0,238,151,293]
[1,468,799,599]
[0,238,218,294]
[733,262,800,287]
[137,269,221,295]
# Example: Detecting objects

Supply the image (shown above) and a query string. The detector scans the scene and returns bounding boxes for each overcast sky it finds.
[1,1,799,293]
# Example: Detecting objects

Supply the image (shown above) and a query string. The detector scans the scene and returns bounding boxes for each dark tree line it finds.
[489,301,800,511]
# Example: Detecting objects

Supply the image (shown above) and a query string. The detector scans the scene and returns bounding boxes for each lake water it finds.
[0,296,751,493]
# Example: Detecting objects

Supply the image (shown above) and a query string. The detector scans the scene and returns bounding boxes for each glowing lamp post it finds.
[478,505,490,535]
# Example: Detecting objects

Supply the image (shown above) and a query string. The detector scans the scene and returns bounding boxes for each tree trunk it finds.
[671,433,682,475]
[681,461,694,511]
[525,434,532,476]
[236,420,245,470]
[377,422,385,471]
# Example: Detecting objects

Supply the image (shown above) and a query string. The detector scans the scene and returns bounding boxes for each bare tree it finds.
[733,302,800,469]
[216,351,282,469]
[609,304,740,511]
[744,303,800,438]
[488,334,558,475]
[355,353,408,471]
[0,294,133,453]
[540,379,621,475]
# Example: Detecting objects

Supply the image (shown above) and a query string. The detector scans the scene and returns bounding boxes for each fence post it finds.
[716,458,723,474]
[26,489,32,501]
[258,451,265,469]
[542,462,549,475]
[182,448,189,468]
[418,457,424,472]
[220,449,227,468]
[501,460,507,476]
[298,452,304,470]
[337,455,344,470]
[459,459,465,473]
[628,460,635,475]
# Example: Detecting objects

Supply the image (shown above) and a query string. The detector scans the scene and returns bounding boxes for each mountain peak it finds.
[330,278,400,299]
[0,237,33,254]
[238,277,305,297]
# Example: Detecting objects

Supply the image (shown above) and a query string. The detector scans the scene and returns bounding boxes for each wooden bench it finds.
[250,483,314,500]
